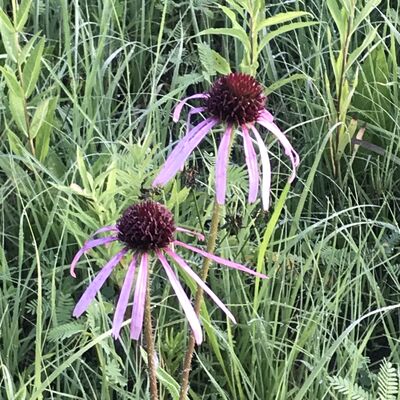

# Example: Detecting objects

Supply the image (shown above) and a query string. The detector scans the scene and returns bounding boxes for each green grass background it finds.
[1,0,400,399]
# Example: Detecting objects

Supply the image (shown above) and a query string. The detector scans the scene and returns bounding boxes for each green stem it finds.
[179,200,221,400]
[144,270,158,400]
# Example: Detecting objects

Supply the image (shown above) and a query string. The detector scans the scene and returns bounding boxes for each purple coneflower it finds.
[70,201,266,344]
[152,72,300,210]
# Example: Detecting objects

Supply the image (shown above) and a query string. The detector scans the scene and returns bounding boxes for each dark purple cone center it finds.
[204,72,266,125]
[117,201,175,252]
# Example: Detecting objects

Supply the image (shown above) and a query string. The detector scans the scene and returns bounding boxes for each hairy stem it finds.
[144,272,158,400]
[179,201,221,400]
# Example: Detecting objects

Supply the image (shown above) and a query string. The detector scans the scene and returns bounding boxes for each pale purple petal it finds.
[215,125,233,205]
[186,106,205,133]
[176,227,205,241]
[251,126,272,210]
[92,225,118,236]
[72,248,128,317]
[257,116,299,182]
[157,251,203,344]
[174,240,268,279]
[152,118,219,187]
[130,253,148,340]
[242,125,259,203]
[260,109,274,122]
[173,93,208,122]
[164,248,236,323]
[112,254,137,339]
[70,236,119,278]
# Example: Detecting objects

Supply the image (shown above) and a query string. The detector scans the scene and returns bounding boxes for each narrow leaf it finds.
[22,37,45,98]
[200,28,251,53]
[0,9,19,62]
[256,11,311,31]
[16,0,32,31]
[9,91,27,134]
[30,99,49,139]
[0,66,24,97]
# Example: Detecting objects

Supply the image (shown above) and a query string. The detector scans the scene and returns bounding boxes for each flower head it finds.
[70,201,267,344]
[152,72,300,210]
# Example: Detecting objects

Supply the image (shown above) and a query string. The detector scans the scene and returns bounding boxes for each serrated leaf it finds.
[16,0,32,31]
[9,91,28,135]
[35,96,57,161]
[30,99,49,139]
[48,322,85,342]
[200,28,251,54]
[0,9,19,62]
[197,43,231,77]
[22,37,44,98]
[259,21,318,52]
[256,11,311,31]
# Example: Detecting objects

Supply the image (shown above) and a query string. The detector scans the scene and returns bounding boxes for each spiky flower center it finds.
[117,201,175,252]
[204,72,265,125]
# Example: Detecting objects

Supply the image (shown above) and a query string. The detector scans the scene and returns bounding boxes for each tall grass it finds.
[1,0,399,399]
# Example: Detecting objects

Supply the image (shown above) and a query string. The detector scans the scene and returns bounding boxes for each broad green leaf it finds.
[259,21,318,52]
[0,9,19,62]
[35,96,57,161]
[16,0,32,31]
[9,91,27,134]
[326,0,346,41]
[30,99,49,139]
[218,5,240,28]
[352,0,381,34]
[224,0,245,18]
[6,126,25,156]
[256,11,311,31]
[18,32,41,64]
[0,66,24,97]
[346,28,377,72]
[22,37,44,98]
[197,42,231,77]
[265,73,308,95]
[337,118,358,159]
[200,28,251,53]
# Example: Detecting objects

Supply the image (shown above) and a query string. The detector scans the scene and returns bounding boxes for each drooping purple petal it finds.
[152,117,219,187]
[176,227,205,241]
[215,125,233,205]
[173,93,208,122]
[72,248,128,317]
[242,125,259,203]
[260,109,274,122]
[251,126,272,210]
[70,236,119,278]
[130,253,148,340]
[112,254,137,339]
[164,248,236,323]
[186,106,205,133]
[257,116,299,182]
[157,251,203,344]
[174,240,268,279]
[92,225,118,237]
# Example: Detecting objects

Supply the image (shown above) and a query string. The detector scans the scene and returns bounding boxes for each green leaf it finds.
[16,0,32,31]
[200,28,251,54]
[256,11,311,31]
[9,91,27,135]
[352,0,381,34]
[259,21,318,52]
[18,32,41,64]
[346,28,377,72]
[22,37,45,98]
[265,73,308,95]
[35,96,57,161]
[0,66,24,97]
[6,125,25,156]
[326,0,346,41]
[30,99,49,139]
[0,9,19,62]
[197,42,231,77]
[76,147,92,192]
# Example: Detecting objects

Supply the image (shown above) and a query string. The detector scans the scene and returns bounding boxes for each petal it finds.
[164,247,236,324]
[112,254,138,339]
[70,236,119,278]
[176,227,205,241]
[72,248,128,317]
[185,107,205,133]
[251,126,272,210]
[130,253,148,340]
[157,251,203,344]
[173,93,208,122]
[215,125,233,205]
[92,225,118,236]
[257,117,299,182]
[260,109,274,122]
[174,240,268,279]
[152,118,219,187]
[242,125,259,203]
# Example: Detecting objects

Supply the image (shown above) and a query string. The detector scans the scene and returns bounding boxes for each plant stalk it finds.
[179,200,221,400]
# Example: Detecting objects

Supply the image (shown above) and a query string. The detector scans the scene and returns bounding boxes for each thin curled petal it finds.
[186,106,205,132]
[70,236,119,278]
[251,126,272,210]
[157,251,203,344]
[131,253,148,340]
[215,125,233,205]
[164,248,236,324]
[260,109,274,122]
[257,116,299,182]
[173,93,208,122]
[112,254,137,339]
[174,240,268,279]
[92,225,118,236]
[176,227,205,241]
[242,125,259,203]
[152,118,219,187]
[72,248,128,317]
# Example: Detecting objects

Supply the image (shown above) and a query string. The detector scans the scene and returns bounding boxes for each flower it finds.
[70,201,267,344]
[152,72,300,210]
